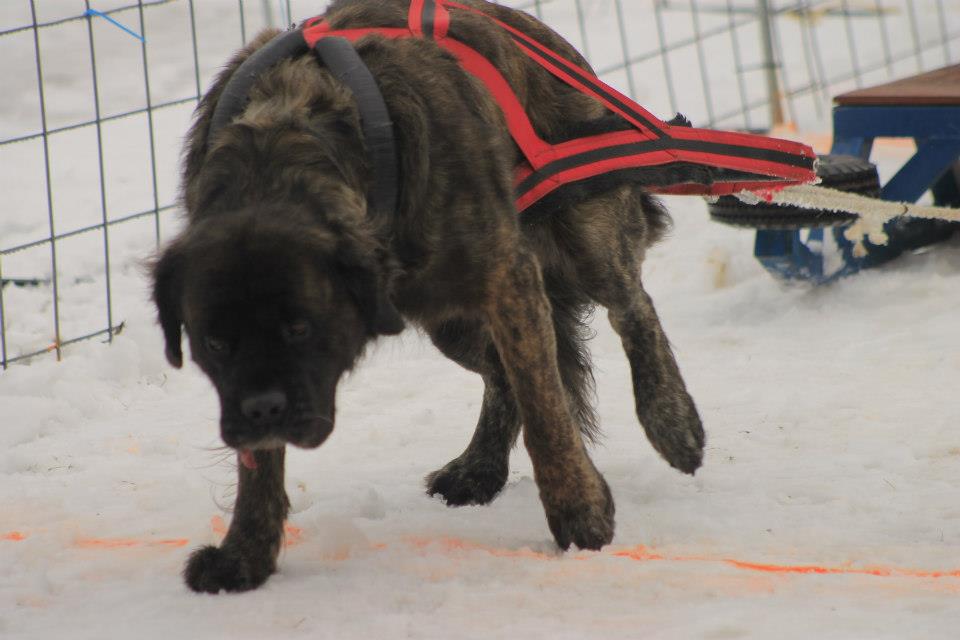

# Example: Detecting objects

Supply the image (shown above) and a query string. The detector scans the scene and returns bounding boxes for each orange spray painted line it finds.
[406,535,560,561]
[74,537,189,549]
[405,540,960,580]
[10,522,960,580]
[613,545,960,579]
[723,558,960,579]
[210,516,303,548]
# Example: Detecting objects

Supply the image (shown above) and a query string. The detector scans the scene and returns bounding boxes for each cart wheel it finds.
[708,154,880,229]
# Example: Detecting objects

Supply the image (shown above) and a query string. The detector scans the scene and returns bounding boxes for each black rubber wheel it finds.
[708,154,881,229]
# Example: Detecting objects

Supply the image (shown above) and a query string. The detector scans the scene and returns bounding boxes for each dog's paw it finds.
[426,456,508,506]
[183,545,275,594]
[650,412,705,476]
[639,395,705,475]
[544,474,615,551]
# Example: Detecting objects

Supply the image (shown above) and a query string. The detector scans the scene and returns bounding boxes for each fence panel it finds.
[1,0,958,368]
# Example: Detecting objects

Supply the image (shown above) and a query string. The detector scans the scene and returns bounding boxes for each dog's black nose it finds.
[240,390,288,427]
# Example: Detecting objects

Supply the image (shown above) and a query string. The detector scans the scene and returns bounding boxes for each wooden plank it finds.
[834,64,960,106]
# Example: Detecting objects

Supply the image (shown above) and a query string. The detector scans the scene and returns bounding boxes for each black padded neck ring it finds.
[313,36,399,222]
[206,30,399,223]
[208,28,310,141]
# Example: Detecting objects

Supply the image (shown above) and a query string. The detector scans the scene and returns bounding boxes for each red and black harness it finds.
[209,0,817,220]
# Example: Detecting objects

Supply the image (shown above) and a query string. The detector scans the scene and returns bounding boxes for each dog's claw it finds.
[426,457,508,506]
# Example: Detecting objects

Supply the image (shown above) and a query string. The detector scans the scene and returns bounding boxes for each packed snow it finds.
[2,1,960,639]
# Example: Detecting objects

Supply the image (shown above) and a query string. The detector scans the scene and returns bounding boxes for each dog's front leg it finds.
[184,448,289,593]
[485,250,615,550]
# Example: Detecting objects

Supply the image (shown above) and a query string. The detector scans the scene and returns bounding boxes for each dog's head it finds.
[152,207,403,457]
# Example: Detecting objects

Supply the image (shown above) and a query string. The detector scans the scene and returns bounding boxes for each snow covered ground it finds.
[3,2,960,639]
[3,149,960,638]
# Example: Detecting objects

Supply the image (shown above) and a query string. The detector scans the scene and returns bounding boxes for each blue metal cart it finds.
[754,64,960,283]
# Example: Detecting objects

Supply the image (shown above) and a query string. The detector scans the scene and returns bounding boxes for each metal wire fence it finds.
[1,0,959,369]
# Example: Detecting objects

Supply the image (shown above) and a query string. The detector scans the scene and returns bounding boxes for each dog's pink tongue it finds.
[239,449,258,470]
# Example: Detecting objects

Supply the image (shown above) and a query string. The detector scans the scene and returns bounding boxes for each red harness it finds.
[303,0,817,213]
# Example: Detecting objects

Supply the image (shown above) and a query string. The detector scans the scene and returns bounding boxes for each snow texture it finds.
[2,2,960,639]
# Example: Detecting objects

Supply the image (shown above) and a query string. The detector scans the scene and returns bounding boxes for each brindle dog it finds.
[153,0,705,593]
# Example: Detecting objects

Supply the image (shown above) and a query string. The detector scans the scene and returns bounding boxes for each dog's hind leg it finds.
[183,449,289,593]
[606,287,704,474]
[569,189,705,474]
[484,248,614,551]
[425,319,521,506]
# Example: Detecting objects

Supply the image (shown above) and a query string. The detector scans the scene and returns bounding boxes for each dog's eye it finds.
[281,320,312,343]
[205,336,229,355]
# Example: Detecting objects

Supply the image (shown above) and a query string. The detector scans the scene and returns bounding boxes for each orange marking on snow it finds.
[405,536,556,560]
[283,524,303,547]
[612,544,960,580]
[3,531,27,541]
[74,536,189,549]
[31,519,960,582]
[612,545,665,562]
[76,538,140,549]
[211,516,303,547]
[210,515,228,536]
[156,538,190,547]
[727,560,959,579]
[725,559,960,580]
[723,559,887,577]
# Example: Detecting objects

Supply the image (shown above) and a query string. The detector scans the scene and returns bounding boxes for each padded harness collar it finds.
[206,0,817,219]
[208,29,398,223]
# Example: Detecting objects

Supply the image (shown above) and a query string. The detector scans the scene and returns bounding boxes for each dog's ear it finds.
[334,243,404,337]
[152,243,186,368]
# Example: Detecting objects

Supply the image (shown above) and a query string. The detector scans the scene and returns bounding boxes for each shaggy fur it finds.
[153,0,704,593]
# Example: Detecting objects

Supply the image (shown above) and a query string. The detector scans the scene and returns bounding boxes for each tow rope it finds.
[743,183,960,251]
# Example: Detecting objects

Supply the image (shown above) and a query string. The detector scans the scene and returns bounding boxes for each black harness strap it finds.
[516,136,816,198]
[313,37,399,222]
[420,0,437,39]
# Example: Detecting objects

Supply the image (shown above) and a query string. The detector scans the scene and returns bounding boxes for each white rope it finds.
[732,184,960,255]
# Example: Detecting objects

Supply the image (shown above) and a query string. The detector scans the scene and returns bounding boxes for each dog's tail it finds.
[544,283,600,443]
